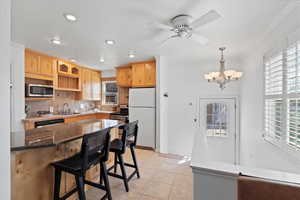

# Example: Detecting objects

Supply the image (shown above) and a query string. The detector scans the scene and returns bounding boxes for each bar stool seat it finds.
[110,139,123,152]
[52,153,102,174]
[110,139,135,152]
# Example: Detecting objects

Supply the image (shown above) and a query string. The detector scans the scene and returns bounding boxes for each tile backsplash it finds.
[26,91,101,117]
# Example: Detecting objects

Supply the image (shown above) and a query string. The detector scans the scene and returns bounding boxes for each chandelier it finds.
[204,47,242,90]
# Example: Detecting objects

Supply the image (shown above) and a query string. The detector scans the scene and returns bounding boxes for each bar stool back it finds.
[106,121,140,192]
[51,128,112,200]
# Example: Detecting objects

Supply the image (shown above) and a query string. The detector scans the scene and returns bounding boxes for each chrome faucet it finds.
[63,103,69,114]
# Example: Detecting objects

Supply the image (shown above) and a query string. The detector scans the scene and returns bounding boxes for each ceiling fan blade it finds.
[160,35,179,47]
[190,34,209,45]
[191,10,221,29]
[149,22,173,31]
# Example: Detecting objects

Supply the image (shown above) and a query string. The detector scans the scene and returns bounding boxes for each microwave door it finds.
[29,85,53,97]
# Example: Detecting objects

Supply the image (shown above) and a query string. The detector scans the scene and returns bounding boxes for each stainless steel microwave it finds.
[25,84,54,97]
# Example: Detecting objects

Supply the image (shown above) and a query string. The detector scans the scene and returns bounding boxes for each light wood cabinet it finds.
[91,71,101,100]
[132,63,145,87]
[25,49,55,80]
[132,61,156,88]
[144,62,156,87]
[57,61,80,77]
[56,60,81,92]
[77,68,101,100]
[116,66,132,87]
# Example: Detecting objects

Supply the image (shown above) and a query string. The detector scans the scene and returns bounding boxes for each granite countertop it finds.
[24,110,114,122]
[11,119,124,152]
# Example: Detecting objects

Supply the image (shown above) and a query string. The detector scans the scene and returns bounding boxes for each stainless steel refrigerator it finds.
[129,88,156,149]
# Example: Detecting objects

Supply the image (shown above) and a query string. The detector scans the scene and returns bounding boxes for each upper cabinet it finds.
[144,62,156,87]
[77,68,101,100]
[25,49,55,81]
[132,63,145,87]
[57,60,80,77]
[132,61,156,88]
[116,66,132,87]
[116,60,156,88]
[56,60,81,91]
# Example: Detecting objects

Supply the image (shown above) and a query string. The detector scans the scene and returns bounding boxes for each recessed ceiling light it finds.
[64,13,77,22]
[100,57,105,63]
[50,38,62,45]
[105,40,115,45]
[128,51,135,58]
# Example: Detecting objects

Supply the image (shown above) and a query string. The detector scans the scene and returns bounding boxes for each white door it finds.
[129,107,156,148]
[198,98,237,164]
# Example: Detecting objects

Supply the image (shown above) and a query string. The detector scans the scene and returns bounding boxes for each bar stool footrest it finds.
[85,180,107,191]
[60,187,78,200]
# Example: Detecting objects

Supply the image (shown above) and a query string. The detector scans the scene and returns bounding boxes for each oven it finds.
[25,84,54,97]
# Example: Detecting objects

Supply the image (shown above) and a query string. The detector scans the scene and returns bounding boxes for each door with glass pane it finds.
[199,98,237,164]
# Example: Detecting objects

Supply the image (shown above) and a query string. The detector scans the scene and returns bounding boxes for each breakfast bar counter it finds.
[11,119,124,200]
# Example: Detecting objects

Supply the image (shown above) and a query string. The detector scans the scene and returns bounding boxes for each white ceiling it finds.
[12,0,291,70]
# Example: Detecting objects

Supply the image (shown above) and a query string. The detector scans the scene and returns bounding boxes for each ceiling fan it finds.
[150,10,221,46]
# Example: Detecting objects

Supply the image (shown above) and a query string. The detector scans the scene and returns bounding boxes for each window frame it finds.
[263,40,300,158]
[101,80,118,105]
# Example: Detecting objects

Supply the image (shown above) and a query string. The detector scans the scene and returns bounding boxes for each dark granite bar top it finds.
[11,119,124,152]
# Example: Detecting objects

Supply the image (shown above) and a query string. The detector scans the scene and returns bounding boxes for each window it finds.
[102,81,118,105]
[206,103,228,137]
[264,41,300,151]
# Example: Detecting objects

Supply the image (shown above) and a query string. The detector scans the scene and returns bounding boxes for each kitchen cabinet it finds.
[56,60,81,92]
[91,70,101,100]
[132,63,145,87]
[57,60,80,77]
[25,49,55,81]
[144,62,156,87]
[116,66,132,87]
[132,61,156,88]
[77,68,101,100]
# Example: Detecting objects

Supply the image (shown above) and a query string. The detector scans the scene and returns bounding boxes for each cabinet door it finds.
[57,61,70,74]
[117,67,132,87]
[25,50,40,74]
[91,71,101,100]
[39,55,54,77]
[144,62,156,87]
[83,69,92,100]
[132,63,145,87]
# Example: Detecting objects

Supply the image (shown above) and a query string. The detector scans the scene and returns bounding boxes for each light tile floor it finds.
[86,149,193,200]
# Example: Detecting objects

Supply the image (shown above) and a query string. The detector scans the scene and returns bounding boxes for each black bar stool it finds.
[104,121,140,192]
[51,128,112,200]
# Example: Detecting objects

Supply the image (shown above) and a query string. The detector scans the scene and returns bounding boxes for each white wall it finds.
[11,42,26,132]
[160,57,241,156]
[156,56,169,153]
[240,3,300,173]
[101,69,116,78]
[0,0,11,199]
